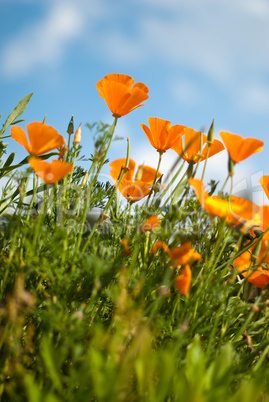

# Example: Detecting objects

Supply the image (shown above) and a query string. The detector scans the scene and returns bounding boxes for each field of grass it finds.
[1,74,269,401]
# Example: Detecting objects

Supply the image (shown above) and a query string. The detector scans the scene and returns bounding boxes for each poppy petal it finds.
[10,126,31,153]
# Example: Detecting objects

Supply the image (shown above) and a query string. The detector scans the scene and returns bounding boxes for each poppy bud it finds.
[73,124,82,144]
[207,118,214,144]
[67,115,74,135]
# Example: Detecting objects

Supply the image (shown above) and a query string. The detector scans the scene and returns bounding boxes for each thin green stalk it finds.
[201,143,212,181]
[144,150,163,208]
[90,117,118,189]
[103,136,130,215]
[219,174,230,196]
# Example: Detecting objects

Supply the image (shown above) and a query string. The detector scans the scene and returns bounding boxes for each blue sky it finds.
[1,0,269,202]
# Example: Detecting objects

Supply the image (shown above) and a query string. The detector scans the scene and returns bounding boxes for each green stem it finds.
[144,150,163,208]
[90,117,118,189]
[201,143,212,181]
[219,174,230,196]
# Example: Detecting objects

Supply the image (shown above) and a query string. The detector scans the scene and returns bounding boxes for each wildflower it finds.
[152,240,201,296]
[152,240,171,255]
[11,122,65,155]
[96,74,149,117]
[219,132,264,164]
[172,127,224,163]
[189,179,260,226]
[120,239,131,256]
[29,157,73,184]
[234,250,269,289]
[109,158,162,203]
[73,124,82,144]
[140,117,185,153]
[140,215,160,233]
[175,265,192,296]
[259,176,269,201]
[169,242,202,266]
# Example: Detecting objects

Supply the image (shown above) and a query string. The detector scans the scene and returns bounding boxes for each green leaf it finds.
[0,92,33,136]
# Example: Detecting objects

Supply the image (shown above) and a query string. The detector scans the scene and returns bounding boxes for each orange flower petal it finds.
[109,158,136,181]
[96,74,149,117]
[29,157,73,184]
[189,179,259,224]
[219,131,264,163]
[201,139,225,161]
[110,159,162,203]
[140,215,161,233]
[26,122,65,155]
[11,123,65,156]
[10,126,31,153]
[234,251,269,288]
[175,265,192,296]
[259,176,269,202]
[152,240,170,256]
[140,117,185,152]
[137,165,162,183]
[169,242,202,265]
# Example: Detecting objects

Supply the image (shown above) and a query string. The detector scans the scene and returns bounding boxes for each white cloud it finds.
[1,0,106,77]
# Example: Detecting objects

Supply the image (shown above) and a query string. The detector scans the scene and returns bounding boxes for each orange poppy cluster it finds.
[10,73,269,291]
[11,122,73,183]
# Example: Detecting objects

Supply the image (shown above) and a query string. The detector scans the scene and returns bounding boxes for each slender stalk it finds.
[144,150,163,208]
[91,117,118,190]
[201,143,212,181]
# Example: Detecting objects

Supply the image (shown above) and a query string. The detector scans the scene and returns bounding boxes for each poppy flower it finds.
[11,122,65,156]
[219,131,264,164]
[109,158,161,203]
[29,157,73,184]
[140,215,161,233]
[120,239,131,256]
[152,240,201,266]
[175,265,192,296]
[140,117,185,152]
[96,74,149,117]
[234,249,269,289]
[169,242,202,266]
[172,127,224,163]
[189,178,260,226]
[259,176,269,201]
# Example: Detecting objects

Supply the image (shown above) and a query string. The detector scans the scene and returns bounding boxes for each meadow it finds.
[1,73,269,401]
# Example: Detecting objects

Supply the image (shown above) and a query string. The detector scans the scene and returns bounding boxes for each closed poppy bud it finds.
[73,124,82,144]
[207,118,214,144]
[67,115,74,135]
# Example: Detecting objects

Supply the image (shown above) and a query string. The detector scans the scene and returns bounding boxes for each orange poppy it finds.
[152,240,201,265]
[140,117,185,152]
[96,74,149,117]
[109,158,161,203]
[120,239,131,256]
[189,179,260,226]
[219,131,264,164]
[152,240,171,255]
[175,264,192,296]
[259,176,269,202]
[29,157,73,184]
[11,122,65,155]
[169,242,202,266]
[234,248,269,289]
[172,127,224,163]
[140,215,161,233]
